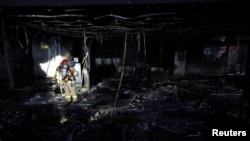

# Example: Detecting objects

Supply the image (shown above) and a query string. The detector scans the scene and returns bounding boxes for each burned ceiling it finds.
[1,1,250,141]
[1,0,249,40]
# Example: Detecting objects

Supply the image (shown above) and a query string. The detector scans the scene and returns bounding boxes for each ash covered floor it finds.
[0,72,249,141]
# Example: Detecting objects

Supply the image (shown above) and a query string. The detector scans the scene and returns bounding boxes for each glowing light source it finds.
[39,55,69,77]
[40,42,49,49]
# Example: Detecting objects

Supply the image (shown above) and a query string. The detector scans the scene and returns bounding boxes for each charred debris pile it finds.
[0,71,247,141]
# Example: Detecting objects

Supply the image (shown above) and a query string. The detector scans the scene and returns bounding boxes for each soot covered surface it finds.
[0,73,248,141]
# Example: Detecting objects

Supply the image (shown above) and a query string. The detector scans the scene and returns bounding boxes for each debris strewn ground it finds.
[0,72,248,141]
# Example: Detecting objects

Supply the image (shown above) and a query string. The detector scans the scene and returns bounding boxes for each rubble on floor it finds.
[0,73,248,141]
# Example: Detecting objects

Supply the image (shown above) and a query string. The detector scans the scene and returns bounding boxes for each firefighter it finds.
[55,59,78,102]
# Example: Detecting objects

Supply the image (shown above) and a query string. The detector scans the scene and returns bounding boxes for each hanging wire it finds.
[8,9,189,40]
[111,32,128,119]
[16,26,25,50]
[137,32,141,52]
[24,27,29,55]
[143,32,147,63]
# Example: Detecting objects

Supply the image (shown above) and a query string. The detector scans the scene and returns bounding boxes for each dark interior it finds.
[0,0,250,140]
